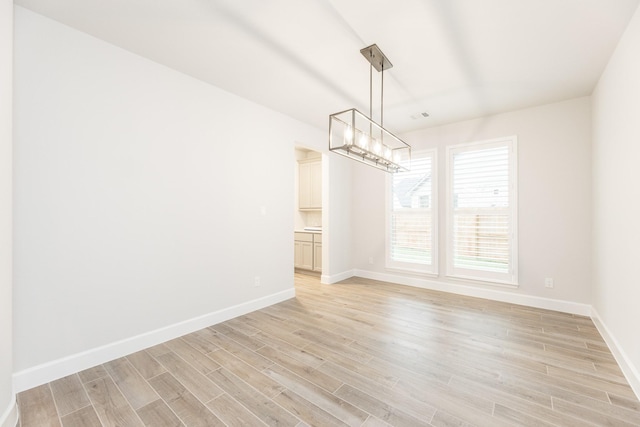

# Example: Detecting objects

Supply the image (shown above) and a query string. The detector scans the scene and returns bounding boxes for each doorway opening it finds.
[294,147,322,276]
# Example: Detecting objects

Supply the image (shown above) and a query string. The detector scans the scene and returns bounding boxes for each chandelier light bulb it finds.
[359,133,369,150]
[373,140,382,155]
[344,126,354,145]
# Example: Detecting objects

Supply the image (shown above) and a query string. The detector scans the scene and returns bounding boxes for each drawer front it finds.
[294,232,313,242]
[314,233,322,243]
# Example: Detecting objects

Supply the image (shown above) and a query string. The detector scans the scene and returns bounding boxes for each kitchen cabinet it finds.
[298,159,322,210]
[295,232,321,272]
[313,233,322,272]
[294,232,314,270]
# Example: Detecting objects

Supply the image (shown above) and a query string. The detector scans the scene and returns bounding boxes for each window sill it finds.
[385,266,438,277]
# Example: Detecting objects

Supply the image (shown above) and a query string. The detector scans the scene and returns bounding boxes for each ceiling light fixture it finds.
[329,44,411,173]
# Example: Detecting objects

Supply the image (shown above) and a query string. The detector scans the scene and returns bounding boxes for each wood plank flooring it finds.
[17,274,640,426]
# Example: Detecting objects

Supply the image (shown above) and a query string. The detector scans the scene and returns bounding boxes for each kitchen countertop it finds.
[295,229,322,234]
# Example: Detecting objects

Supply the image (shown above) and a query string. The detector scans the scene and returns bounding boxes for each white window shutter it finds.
[387,151,437,273]
[447,137,518,285]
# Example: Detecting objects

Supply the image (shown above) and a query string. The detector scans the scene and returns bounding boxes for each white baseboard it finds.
[13,288,295,393]
[591,308,640,400]
[321,269,355,285]
[0,397,18,427]
[353,269,592,316]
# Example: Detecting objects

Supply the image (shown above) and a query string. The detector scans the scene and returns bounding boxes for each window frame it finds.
[445,136,518,286]
[385,148,438,275]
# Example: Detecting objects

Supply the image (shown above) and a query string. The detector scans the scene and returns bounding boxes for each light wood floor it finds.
[17,274,640,426]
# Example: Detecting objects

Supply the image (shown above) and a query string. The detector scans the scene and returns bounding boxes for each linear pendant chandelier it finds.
[329,44,411,173]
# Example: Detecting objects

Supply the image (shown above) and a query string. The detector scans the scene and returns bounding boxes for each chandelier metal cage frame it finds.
[329,44,411,173]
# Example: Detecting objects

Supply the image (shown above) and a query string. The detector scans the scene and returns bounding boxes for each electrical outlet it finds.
[545,278,554,288]
[368,257,374,265]
[254,276,261,287]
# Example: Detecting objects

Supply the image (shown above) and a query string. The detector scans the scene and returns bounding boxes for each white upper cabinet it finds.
[298,158,322,210]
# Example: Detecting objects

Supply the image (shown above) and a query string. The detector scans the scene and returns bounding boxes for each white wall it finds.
[323,154,353,283]
[353,97,593,310]
[13,7,350,388]
[592,4,640,395]
[0,1,15,426]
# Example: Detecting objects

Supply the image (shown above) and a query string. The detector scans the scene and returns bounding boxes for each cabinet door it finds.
[298,160,322,210]
[298,162,312,209]
[295,240,313,270]
[310,161,322,209]
[294,241,303,268]
[313,242,322,272]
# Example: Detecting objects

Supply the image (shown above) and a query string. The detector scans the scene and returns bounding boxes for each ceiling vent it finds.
[410,112,430,120]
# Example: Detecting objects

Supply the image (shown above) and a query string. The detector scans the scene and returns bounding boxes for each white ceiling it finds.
[15,0,640,134]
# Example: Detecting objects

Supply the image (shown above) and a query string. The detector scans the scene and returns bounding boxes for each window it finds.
[446,137,517,285]
[386,150,437,273]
